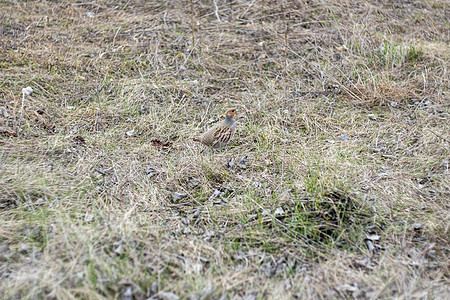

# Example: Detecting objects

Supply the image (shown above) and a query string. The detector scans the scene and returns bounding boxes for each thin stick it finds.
[190,0,195,48]
[42,16,47,39]
[282,3,288,95]
[239,0,257,19]
[427,129,450,144]
[95,81,106,147]
[112,26,121,49]
[259,0,265,87]
[213,0,221,22]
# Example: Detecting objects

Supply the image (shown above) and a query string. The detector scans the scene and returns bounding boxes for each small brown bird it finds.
[193,108,237,148]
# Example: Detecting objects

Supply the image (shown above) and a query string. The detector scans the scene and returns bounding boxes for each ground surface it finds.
[0,0,449,299]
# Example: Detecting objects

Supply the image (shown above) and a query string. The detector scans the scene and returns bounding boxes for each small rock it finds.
[208,189,222,201]
[372,147,384,153]
[146,167,157,178]
[247,214,258,221]
[183,227,191,234]
[237,156,248,169]
[192,263,202,273]
[172,192,187,202]
[203,229,215,242]
[85,213,94,223]
[0,244,9,261]
[274,207,285,216]
[188,177,200,188]
[22,86,33,96]
[243,292,258,300]
[367,114,377,120]
[337,134,350,141]
[85,12,95,18]
[126,129,135,137]
[188,293,200,300]
[19,243,31,254]
[66,106,76,110]
[390,101,398,107]
[192,209,201,218]
[340,283,359,293]
[151,282,159,294]
[114,244,123,255]
[252,181,262,188]
[35,198,45,206]
[0,244,8,254]
[416,177,428,184]
[0,106,9,118]
[365,240,375,253]
[264,261,276,276]
[70,125,78,134]
[140,105,148,114]
[336,44,348,52]
[121,286,133,300]
[353,257,375,270]
[227,157,235,168]
[422,100,431,107]
[200,284,214,300]
[261,209,271,216]
[413,223,422,230]
[157,291,180,300]
[365,234,380,241]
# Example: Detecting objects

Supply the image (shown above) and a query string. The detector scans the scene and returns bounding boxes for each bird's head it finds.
[225,108,237,119]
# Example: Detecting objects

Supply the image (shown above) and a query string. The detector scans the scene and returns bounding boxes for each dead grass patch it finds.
[1,0,449,299]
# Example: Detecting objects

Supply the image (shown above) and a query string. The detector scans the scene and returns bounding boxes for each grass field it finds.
[1,0,449,299]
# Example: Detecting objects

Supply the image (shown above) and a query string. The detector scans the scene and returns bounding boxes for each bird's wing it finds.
[212,125,233,145]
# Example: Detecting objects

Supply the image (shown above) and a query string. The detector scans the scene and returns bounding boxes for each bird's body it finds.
[193,109,237,148]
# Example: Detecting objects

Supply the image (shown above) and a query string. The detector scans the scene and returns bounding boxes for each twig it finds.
[282,2,288,95]
[427,129,450,145]
[259,0,265,87]
[190,0,195,48]
[21,90,25,121]
[95,81,106,147]
[239,0,257,19]
[122,0,131,10]
[112,26,121,49]
[42,16,47,39]
[213,0,221,22]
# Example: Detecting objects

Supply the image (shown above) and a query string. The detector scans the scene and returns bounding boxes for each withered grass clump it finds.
[1,1,449,299]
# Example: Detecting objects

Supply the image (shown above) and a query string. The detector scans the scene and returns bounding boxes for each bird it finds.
[193,108,237,148]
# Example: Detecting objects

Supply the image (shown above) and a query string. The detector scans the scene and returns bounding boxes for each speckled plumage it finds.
[193,109,237,148]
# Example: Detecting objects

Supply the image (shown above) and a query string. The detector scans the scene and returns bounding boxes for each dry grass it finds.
[1,0,449,299]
